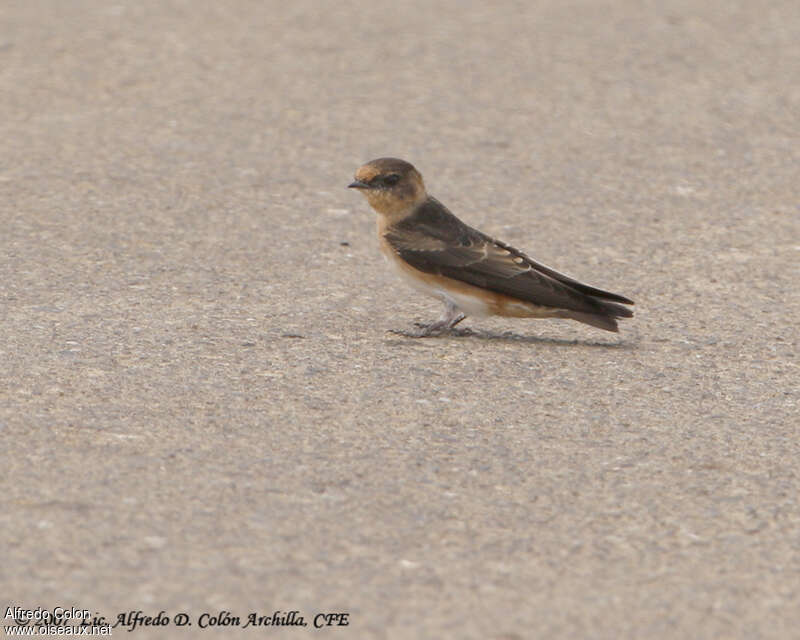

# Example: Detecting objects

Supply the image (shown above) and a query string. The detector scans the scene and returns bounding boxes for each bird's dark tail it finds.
[561,299,634,333]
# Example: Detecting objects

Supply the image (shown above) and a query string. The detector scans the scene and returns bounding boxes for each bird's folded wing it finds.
[384,222,632,315]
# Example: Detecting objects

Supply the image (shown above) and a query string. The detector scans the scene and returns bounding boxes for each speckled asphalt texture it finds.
[2,1,798,638]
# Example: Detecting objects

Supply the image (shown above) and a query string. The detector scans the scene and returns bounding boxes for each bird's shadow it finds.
[386,326,637,349]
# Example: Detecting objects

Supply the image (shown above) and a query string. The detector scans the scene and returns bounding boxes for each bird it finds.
[348,157,633,337]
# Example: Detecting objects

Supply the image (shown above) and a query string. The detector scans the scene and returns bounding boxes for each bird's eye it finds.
[383,174,400,186]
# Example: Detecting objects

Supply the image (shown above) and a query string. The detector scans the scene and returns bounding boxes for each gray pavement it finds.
[2,1,799,638]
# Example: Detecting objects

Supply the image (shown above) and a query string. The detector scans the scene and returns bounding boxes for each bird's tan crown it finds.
[354,158,418,183]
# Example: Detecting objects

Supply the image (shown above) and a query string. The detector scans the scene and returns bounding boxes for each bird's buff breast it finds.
[384,251,492,316]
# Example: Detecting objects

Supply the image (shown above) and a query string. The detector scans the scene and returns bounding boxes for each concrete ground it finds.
[2,1,798,638]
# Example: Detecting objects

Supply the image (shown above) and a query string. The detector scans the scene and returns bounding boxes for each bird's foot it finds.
[387,325,438,338]
[388,304,468,338]
[388,317,472,338]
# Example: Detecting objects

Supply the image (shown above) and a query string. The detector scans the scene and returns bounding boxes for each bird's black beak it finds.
[348,179,370,189]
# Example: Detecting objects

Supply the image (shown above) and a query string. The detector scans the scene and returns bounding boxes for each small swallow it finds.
[348,157,634,336]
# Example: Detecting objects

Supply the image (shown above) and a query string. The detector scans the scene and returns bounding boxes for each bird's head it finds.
[348,157,427,216]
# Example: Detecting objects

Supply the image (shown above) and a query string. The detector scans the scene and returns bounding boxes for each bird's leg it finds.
[393,299,468,337]
[432,300,466,330]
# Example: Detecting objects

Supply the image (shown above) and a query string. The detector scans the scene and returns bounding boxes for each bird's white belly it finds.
[435,287,492,317]
[384,253,491,317]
